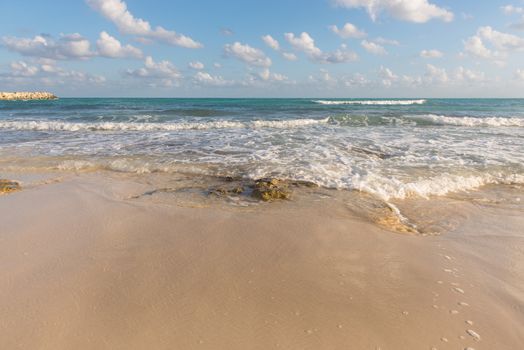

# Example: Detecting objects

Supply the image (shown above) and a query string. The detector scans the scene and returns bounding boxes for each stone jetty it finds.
[0,91,57,100]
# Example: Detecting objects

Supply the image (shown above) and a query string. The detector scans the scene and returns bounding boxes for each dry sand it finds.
[0,172,523,349]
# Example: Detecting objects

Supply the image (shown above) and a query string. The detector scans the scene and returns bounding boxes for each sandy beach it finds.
[1,172,522,349]
[2,0,524,348]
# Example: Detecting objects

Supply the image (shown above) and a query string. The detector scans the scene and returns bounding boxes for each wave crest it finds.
[0,118,329,132]
[407,114,524,127]
[313,99,427,105]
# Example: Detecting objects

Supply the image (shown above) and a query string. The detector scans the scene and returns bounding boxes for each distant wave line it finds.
[313,99,427,105]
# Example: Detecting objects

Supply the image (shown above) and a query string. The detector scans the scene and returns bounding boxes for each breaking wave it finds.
[313,99,427,105]
[0,118,329,132]
[51,158,524,201]
[406,114,524,127]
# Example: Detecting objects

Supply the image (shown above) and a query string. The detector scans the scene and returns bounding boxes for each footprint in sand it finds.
[453,287,465,294]
[466,329,481,341]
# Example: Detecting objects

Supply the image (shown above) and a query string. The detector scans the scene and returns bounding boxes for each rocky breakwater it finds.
[0,91,57,100]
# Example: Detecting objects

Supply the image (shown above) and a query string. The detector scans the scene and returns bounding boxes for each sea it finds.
[1,98,523,203]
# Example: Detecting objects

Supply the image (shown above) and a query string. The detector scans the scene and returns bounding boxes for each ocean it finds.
[1,98,523,202]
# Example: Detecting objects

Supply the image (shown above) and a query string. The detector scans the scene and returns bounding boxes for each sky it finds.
[1,0,524,97]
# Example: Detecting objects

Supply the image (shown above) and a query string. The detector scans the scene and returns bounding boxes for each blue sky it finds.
[1,0,524,97]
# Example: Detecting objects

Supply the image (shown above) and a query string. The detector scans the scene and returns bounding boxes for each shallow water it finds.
[1,98,523,203]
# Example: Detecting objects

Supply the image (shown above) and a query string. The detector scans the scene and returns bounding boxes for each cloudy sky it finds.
[1,0,524,97]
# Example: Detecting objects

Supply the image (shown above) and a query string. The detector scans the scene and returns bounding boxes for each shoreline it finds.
[2,168,522,235]
[1,171,523,349]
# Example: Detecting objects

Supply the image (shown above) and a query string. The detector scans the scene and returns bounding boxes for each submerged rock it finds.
[209,185,244,196]
[208,177,317,202]
[0,179,21,194]
[251,178,291,201]
[289,180,319,188]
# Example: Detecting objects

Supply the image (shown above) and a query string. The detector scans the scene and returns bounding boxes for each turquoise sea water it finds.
[1,98,523,200]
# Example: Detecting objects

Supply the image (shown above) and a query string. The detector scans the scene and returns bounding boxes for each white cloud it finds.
[1,34,94,60]
[374,64,485,89]
[320,45,359,63]
[329,23,366,39]
[261,35,280,51]
[342,73,370,87]
[333,0,453,23]
[511,20,524,30]
[463,35,494,59]
[0,60,105,86]
[375,37,400,46]
[285,32,358,63]
[188,61,205,70]
[501,5,524,29]
[258,68,288,82]
[361,40,387,55]
[379,66,398,86]
[453,66,485,83]
[424,63,448,83]
[306,64,488,91]
[307,69,371,88]
[193,71,232,86]
[224,42,272,67]
[220,28,234,36]
[309,69,337,84]
[420,49,443,58]
[515,69,524,80]
[477,26,524,51]
[461,13,474,20]
[285,32,322,56]
[501,5,524,15]
[96,31,142,58]
[462,26,524,64]
[86,0,202,48]
[2,32,143,60]
[420,64,484,85]
[126,56,181,87]
[8,61,39,77]
[282,52,298,61]
[262,34,300,61]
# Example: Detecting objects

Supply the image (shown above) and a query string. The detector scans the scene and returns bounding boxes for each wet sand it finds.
[0,172,523,349]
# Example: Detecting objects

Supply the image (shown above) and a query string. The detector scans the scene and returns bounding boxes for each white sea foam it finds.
[10,155,524,202]
[278,171,524,201]
[347,172,524,201]
[0,118,329,132]
[251,118,329,128]
[409,114,524,127]
[313,99,427,105]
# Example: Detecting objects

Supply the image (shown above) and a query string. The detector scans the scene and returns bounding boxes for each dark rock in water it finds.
[209,185,244,196]
[0,179,21,194]
[289,180,319,188]
[209,177,314,201]
[251,178,291,201]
